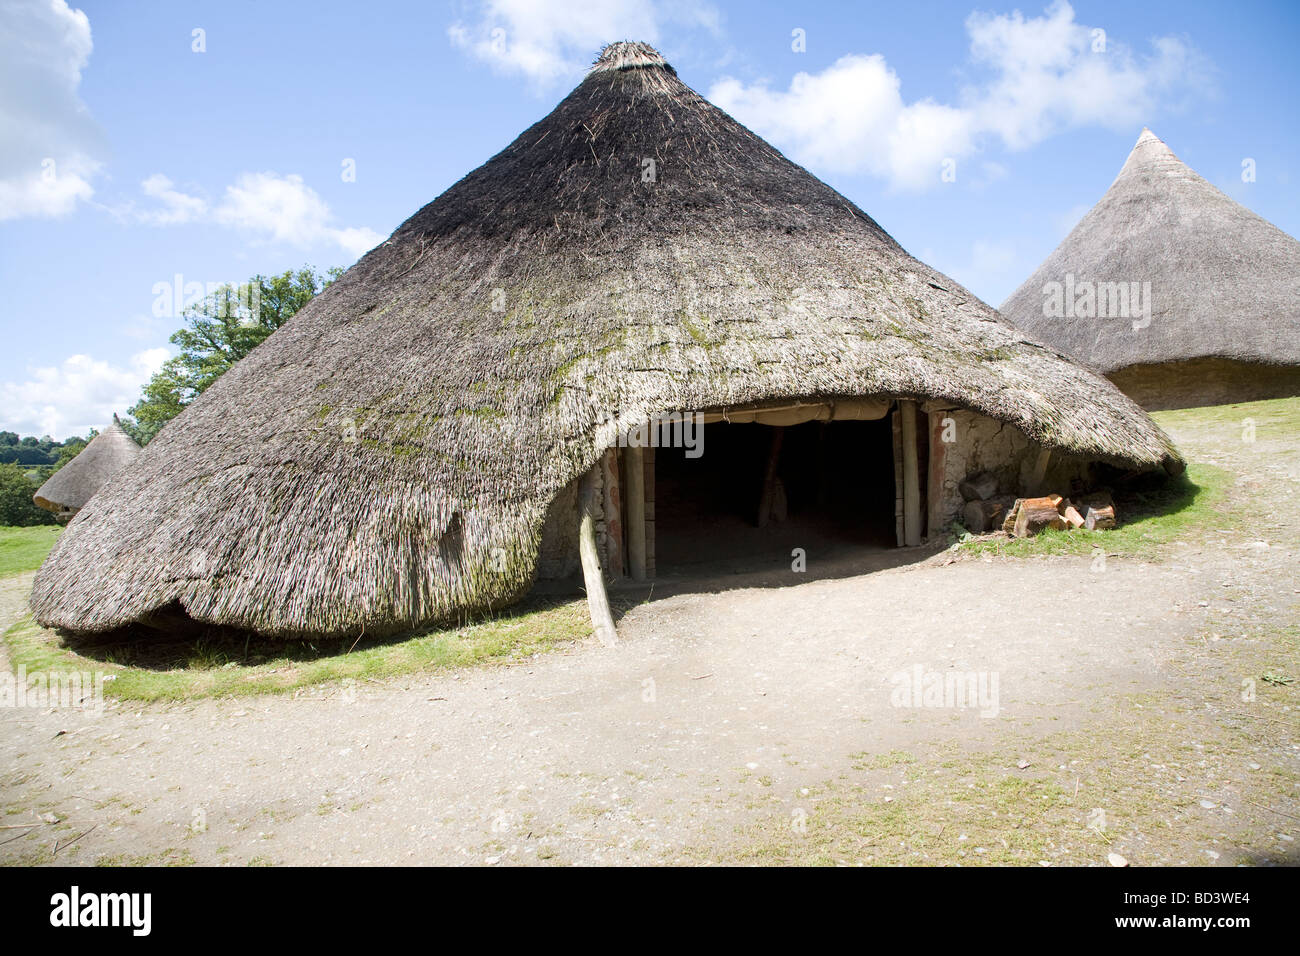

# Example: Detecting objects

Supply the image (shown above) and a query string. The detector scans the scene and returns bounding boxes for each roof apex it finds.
[589,41,672,75]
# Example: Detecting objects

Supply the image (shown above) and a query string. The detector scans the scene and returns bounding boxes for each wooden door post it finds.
[625,443,647,581]
[900,400,922,546]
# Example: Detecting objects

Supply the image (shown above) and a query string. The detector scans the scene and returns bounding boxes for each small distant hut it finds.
[31,43,1181,640]
[1001,129,1300,410]
[33,418,141,523]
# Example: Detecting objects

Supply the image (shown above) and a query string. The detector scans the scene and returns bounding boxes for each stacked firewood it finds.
[959,471,1117,538]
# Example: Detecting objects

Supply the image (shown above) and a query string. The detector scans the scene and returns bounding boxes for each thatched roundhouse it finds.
[32,43,1181,639]
[1001,129,1300,410]
[33,418,141,524]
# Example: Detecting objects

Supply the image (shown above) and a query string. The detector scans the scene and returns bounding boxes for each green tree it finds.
[0,462,56,527]
[125,265,341,443]
[50,433,92,473]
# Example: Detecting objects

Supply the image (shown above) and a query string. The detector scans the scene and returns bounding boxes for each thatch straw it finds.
[1001,129,1300,374]
[31,43,1182,638]
[33,419,141,515]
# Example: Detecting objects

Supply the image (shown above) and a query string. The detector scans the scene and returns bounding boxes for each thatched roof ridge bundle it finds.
[33,419,141,518]
[32,43,1181,638]
[1000,129,1300,374]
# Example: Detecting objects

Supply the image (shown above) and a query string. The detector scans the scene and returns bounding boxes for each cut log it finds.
[962,498,1006,533]
[1077,490,1115,513]
[959,471,999,502]
[1062,505,1085,529]
[1084,504,1117,531]
[1012,495,1067,537]
[578,470,618,647]
[1001,498,1024,534]
[989,494,1018,521]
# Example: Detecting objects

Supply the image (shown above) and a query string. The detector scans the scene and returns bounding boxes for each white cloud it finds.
[136,173,207,225]
[711,55,974,189]
[709,1,1212,191]
[0,0,103,220]
[448,0,720,86]
[108,171,380,257]
[0,348,169,439]
[213,172,383,257]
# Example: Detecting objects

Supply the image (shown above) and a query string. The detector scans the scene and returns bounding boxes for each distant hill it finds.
[0,431,91,467]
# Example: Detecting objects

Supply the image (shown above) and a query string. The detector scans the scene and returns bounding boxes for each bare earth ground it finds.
[1,410,1295,866]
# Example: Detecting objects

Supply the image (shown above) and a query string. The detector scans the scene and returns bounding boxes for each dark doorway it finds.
[654,418,897,575]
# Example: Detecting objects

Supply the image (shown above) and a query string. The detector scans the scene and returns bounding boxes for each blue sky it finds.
[2,0,1297,439]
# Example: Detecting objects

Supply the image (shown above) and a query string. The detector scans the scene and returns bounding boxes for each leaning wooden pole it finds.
[900,400,922,546]
[578,469,618,647]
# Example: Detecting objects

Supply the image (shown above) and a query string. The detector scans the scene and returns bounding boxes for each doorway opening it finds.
[653,418,897,574]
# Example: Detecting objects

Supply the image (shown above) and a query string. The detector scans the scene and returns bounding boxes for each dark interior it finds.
[654,418,897,574]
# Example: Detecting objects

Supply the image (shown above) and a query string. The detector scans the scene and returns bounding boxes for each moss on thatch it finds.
[31,42,1181,639]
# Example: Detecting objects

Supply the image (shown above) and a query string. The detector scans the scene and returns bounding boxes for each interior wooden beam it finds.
[757,426,786,527]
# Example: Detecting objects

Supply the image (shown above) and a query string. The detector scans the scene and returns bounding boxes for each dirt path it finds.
[1,409,1295,866]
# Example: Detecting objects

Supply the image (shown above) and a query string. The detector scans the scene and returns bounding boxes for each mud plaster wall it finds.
[925,405,1092,531]
[1109,358,1300,411]
[536,475,583,580]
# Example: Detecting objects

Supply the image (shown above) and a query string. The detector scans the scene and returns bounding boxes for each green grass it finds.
[959,462,1232,559]
[959,396,1300,561]
[3,596,595,702]
[723,769,1080,866]
[1149,393,1300,437]
[0,525,61,578]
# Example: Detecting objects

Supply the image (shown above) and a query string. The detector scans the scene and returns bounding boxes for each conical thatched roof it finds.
[1001,129,1300,374]
[32,42,1181,638]
[33,419,141,515]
